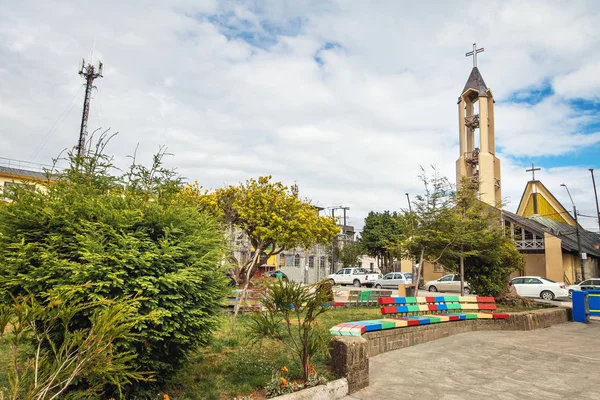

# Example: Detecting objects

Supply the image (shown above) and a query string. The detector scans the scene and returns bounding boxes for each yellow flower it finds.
[280,377,287,388]
[281,366,289,374]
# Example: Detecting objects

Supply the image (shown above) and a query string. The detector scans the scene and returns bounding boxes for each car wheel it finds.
[463,287,471,295]
[353,279,361,288]
[375,284,382,289]
[541,290,555,301]
[428,286,437,292]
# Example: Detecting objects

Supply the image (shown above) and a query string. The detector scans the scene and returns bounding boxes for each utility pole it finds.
[331,208,336,274]
[590,169,600,233]
[77,58,103,157]
[329,206,350,273]
[561,184,585,281]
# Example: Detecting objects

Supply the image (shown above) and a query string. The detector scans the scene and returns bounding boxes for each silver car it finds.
[374,272,411,289]
[567,278,600,298]
[425,274,471,294]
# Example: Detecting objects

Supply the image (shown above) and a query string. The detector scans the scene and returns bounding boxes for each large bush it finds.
[0,143,228,396]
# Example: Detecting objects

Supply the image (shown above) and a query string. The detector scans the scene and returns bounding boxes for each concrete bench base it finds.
[330,307,571,394]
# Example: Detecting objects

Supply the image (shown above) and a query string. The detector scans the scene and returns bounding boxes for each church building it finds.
[455,44,600,285]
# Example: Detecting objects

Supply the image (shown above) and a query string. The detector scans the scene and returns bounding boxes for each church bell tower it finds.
[456,43,501,208]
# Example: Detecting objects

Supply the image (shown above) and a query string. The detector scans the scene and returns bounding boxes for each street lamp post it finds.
[590,169,600,233]
[561,184,585,281]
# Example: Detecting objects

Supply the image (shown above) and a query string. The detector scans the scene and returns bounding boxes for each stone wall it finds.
[329,336,369,393]
[330,307,571,394]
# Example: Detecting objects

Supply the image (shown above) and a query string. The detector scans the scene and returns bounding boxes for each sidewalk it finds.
[343,321,600,399]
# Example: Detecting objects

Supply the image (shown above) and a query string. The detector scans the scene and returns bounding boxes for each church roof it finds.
[503,210,600,258]
[516,180,577,227]
[461,67,489,98]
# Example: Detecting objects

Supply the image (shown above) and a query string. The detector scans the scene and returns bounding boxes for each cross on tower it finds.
[465,43,484,68]
[526,163,541,181]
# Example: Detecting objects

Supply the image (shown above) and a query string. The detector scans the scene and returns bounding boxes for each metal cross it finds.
[526,163,541,181]
[465,43,484,68]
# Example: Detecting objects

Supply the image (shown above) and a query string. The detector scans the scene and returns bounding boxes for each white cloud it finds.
[554,62,600,99]
[1,0,599,234]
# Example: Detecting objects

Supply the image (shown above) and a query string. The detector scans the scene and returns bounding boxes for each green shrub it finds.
[0,141,228,397]
[0,290,149,399]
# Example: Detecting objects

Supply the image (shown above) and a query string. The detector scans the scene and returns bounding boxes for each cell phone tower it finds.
[77,58,103,157]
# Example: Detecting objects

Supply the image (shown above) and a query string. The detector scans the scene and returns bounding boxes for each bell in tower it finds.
[456,43,502,208]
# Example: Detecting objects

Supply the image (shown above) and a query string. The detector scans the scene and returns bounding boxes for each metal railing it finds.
[0,157,53,173]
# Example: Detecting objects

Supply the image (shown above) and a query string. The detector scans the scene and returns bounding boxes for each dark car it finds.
[264,270,289,281]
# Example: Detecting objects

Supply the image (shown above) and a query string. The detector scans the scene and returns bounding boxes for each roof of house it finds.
[503,209,600,258]
[0,166,49,180]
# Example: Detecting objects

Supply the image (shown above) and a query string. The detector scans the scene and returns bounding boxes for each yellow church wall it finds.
[523,254,546,277]
[543,233,563,282]
[562,254,577,285]
[421,261,444,283]
[399,258,412,273]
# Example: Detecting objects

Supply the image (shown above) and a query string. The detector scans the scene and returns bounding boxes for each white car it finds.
[328,268,381,287]
[510,276,569,301]
[425,274,471,294]
[567,278,600,298]
[374,272,411,289]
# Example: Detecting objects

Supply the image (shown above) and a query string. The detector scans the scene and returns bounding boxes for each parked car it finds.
[264,270,289,281]
[424,274,471,294]
[567,278,600,298]
[510,276,568,300]
[328,267,381,287]
[374,272,411,289]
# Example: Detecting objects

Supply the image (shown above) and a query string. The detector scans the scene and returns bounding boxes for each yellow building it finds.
[0,158,53,195]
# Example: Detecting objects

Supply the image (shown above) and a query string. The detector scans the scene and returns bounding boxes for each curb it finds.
[273,378,348,400]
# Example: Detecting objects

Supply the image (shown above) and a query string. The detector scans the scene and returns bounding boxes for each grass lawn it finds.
[163,307,383,400]
[0,304,553,399]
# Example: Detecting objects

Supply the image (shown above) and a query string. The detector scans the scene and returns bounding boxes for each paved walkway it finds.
[343,321,600,400]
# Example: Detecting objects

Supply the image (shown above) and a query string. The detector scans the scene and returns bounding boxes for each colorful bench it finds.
[329,295,509,336]
[334,289,393,307]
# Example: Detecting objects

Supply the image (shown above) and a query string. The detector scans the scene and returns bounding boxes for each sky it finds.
[1,0,600,232]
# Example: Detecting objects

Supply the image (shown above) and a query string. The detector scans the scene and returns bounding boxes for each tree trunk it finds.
[231,251,261,332]
[301,349,309,381]
[414,248,425,293]
[460,252,465,295]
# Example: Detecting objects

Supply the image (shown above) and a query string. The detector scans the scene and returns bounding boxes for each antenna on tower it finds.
[77,55,104,157]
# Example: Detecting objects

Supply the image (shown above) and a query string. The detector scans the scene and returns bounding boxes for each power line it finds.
[31,84,85,160]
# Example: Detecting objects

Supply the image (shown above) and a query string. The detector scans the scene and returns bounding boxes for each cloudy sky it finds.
[1,0,599,232]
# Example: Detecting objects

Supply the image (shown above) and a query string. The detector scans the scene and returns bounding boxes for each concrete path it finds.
[343,321,600,400]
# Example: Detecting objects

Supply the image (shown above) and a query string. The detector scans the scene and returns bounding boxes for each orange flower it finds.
[280,377,287,388]
[164,395,170,400]
[292,380,299,388]
[281,366,289,374]
[308,365,316,375]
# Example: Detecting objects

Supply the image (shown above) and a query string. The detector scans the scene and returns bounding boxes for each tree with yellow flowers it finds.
[184,176,339,286]
[181,176,338,326]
